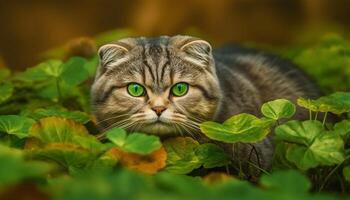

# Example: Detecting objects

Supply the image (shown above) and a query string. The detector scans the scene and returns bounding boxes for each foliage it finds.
[281,34,350,92]
[0,31,349,199]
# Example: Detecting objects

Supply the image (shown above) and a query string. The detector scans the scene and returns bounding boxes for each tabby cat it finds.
[91,35,321,173]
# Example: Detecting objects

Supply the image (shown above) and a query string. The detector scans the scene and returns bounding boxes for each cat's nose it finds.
[152,106,167,116]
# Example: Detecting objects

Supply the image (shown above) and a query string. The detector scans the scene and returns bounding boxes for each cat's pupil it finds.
[134,86,138,92]
[177,85,182,92]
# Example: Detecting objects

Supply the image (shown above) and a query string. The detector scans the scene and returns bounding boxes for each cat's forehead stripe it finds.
[140,38,172,92]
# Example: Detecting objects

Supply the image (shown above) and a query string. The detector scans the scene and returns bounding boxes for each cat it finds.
[91,35,322,175]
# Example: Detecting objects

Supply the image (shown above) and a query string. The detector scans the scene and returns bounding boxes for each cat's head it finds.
[91,35,222,136]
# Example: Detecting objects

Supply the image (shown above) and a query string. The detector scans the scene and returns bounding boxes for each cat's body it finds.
[211,47,321,172]
[91,36,321,174]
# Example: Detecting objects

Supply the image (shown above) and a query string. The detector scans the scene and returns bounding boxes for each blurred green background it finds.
[1,0,350,70]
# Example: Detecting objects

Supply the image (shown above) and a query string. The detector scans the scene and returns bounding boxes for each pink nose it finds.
[152,106,167,116]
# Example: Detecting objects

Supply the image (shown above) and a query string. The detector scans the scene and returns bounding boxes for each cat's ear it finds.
[173,36,213,67]
[98,43,130,67]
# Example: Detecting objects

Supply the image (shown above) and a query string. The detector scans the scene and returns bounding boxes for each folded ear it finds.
[98,42,131,69]
[172,36,213,67]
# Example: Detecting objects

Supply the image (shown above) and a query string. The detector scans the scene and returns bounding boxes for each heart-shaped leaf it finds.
[261,99,296,120]
[0,115,35,138]
[106,127,161,155]
[276,120,345,171]
[200,114,271,143]
[275,120,323,146]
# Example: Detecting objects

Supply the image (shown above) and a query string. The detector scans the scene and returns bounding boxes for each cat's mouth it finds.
[138,121,177,136]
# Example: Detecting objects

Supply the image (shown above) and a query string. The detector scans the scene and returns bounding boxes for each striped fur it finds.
[91,35,321,173]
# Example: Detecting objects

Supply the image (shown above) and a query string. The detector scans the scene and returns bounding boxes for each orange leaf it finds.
[108,147,167,174]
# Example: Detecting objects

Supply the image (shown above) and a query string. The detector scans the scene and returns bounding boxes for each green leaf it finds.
[60,57,90,86]
[163,137,202,174]
[0,115,35,138]
[105,127,161,155]
[26,117,106,173]
[260,170,311,193]
[343,166,350,182]
[29,117,91,144]
[123,133,161,155]
[0,144,51,186]
[29,108,91,124]
[41,60,64,78]
[15,61,59,82]
[276,120,345,171]
[275,120,323,146]
[332,119,350,140]
[298,92,350,115]
[200,113,271,143]
[106,128,127,147]
[195,143,230,168]
[0,82,13,104]
[28,143,96,174]
[297,97,321,112]
[261,99,296,120]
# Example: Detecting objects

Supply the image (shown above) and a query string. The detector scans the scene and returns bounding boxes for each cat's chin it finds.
[136,122,178,136]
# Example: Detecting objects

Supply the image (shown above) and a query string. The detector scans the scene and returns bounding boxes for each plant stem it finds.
[318,155,350,192]
[309,109,312,121]
[56,78,62,102]
[322,112,328,126]
[314,112,319,121]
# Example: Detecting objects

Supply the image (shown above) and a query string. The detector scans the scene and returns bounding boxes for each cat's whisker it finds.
[173,104,206,124]
[100,117,132,131]
[95,113,131,125]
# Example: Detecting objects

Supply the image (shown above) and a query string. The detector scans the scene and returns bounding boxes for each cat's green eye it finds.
[127,83,145,97]
[171,82,189,97]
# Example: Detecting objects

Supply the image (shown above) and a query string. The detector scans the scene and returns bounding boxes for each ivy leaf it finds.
[343,166,350,182]
[0,83,13,104]
[163,137,202,174]
[200,114,271,143]
[261,99,296,120]
[276,120,345,171]
[106,127,161,155]
[29,108,91,124]
[195,143,230,168]
[0,115,35,138]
